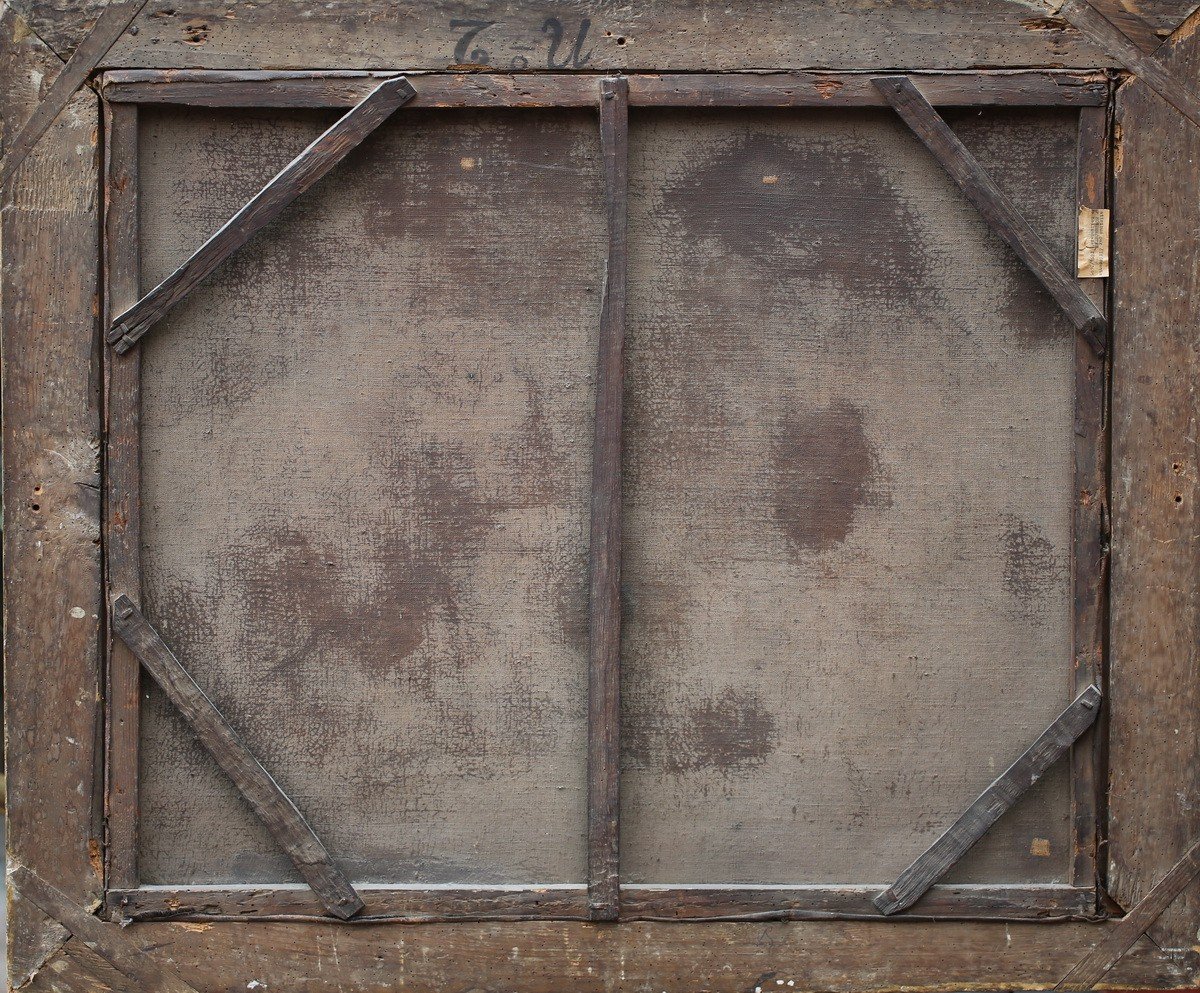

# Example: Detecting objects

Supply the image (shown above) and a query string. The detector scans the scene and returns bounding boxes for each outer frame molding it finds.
[0,0,103,985]
[5,0,1200,988]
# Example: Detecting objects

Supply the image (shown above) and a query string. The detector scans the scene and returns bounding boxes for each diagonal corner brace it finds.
[110,594,364,920]
[1052,0,1200,134]
[874,683,1102,917]
[1056,834,1200,989]
[0,0,152,192]
[12,863,200,993]
[105,74,416,355]
[873,75,1108,357]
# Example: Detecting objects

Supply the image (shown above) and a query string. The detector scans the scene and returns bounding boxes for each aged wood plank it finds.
[874,75,1108,355]
[1056,0,1200,128]
[1086,0,1169,52]
[11,0,1133,71]
[105,882,1095,923]
[1108,14,1200,948]
[0,1,103,982]
[97,70,1111,109]
[1057,838,1200,989]
[105,74,415,354]
[109,596,365,920]
[23,938,136,993]
[11,865,199,993]
[1070,105,1109,893]
[102,98,142,893]
[0,0,146,189]
[35,917,1200,992]
[587,75,628,923]
[874,685,1102,916]
[108,886,590,922]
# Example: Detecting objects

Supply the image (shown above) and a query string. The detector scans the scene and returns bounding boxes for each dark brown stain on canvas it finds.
[624,687,778,775]
[660,127,933,294]
[772,400,892,554]
[1001,516,1068,620]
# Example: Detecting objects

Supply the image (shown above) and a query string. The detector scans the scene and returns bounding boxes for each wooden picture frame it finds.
[4,3,1200,990]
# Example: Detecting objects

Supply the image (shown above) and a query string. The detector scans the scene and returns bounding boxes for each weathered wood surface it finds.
[1058,0,1200,128]
[1109,12,1200,949]
[1088,0,1184,51]
[620,105,1082,888]
[11,865,200,993]
[103,98,143,893]
[875,685,1101,915]
[1071,103,1110,891]
[111,596,364,919]
[587,75,627,922]
[98,70,1112,109]
[876,75,1107,354]
[0,0,145,188]
[132,104,601,887]
[0,0,103,984]
[107,75,415,353]
[105,881,1094,922]
[16,918,1200,993]
[2,0,1142,70]
[1058,836,1200,989]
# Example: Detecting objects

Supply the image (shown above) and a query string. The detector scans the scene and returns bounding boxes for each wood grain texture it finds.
[23,938,133,993]
[107,75,415,353]
[0,0,145,188]
[620,106,1083,889]
[1059,0,1200,128]
[875,75,1107,355]
[111,596,364,919]
[96,70,1112,110]
[105,881,1093,922]
[0,1,103,982]
[1070,104,1109,893]
[132,105,601,888]
[1141,0,1200,36]
[586,75,627,923]
[75,0,1125,72]
[875,685,1101,915]
[1108,13,1200,950]
[103,98,142,893]
[1087,0,1174,52]
[1058,837,1200,989]
[11,865,199,993]
[14,917,1200,993]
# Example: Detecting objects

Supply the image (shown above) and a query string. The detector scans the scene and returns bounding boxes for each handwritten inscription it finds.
[450,16,594,69]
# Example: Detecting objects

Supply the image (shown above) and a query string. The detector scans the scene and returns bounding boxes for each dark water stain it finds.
[772,400,892,555]
[624,687,778,775]
[660,128,932,293]
[356,110,602,314]
[1000,516,1068,620]
[229,438,503,693]
[143,574,217,651]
